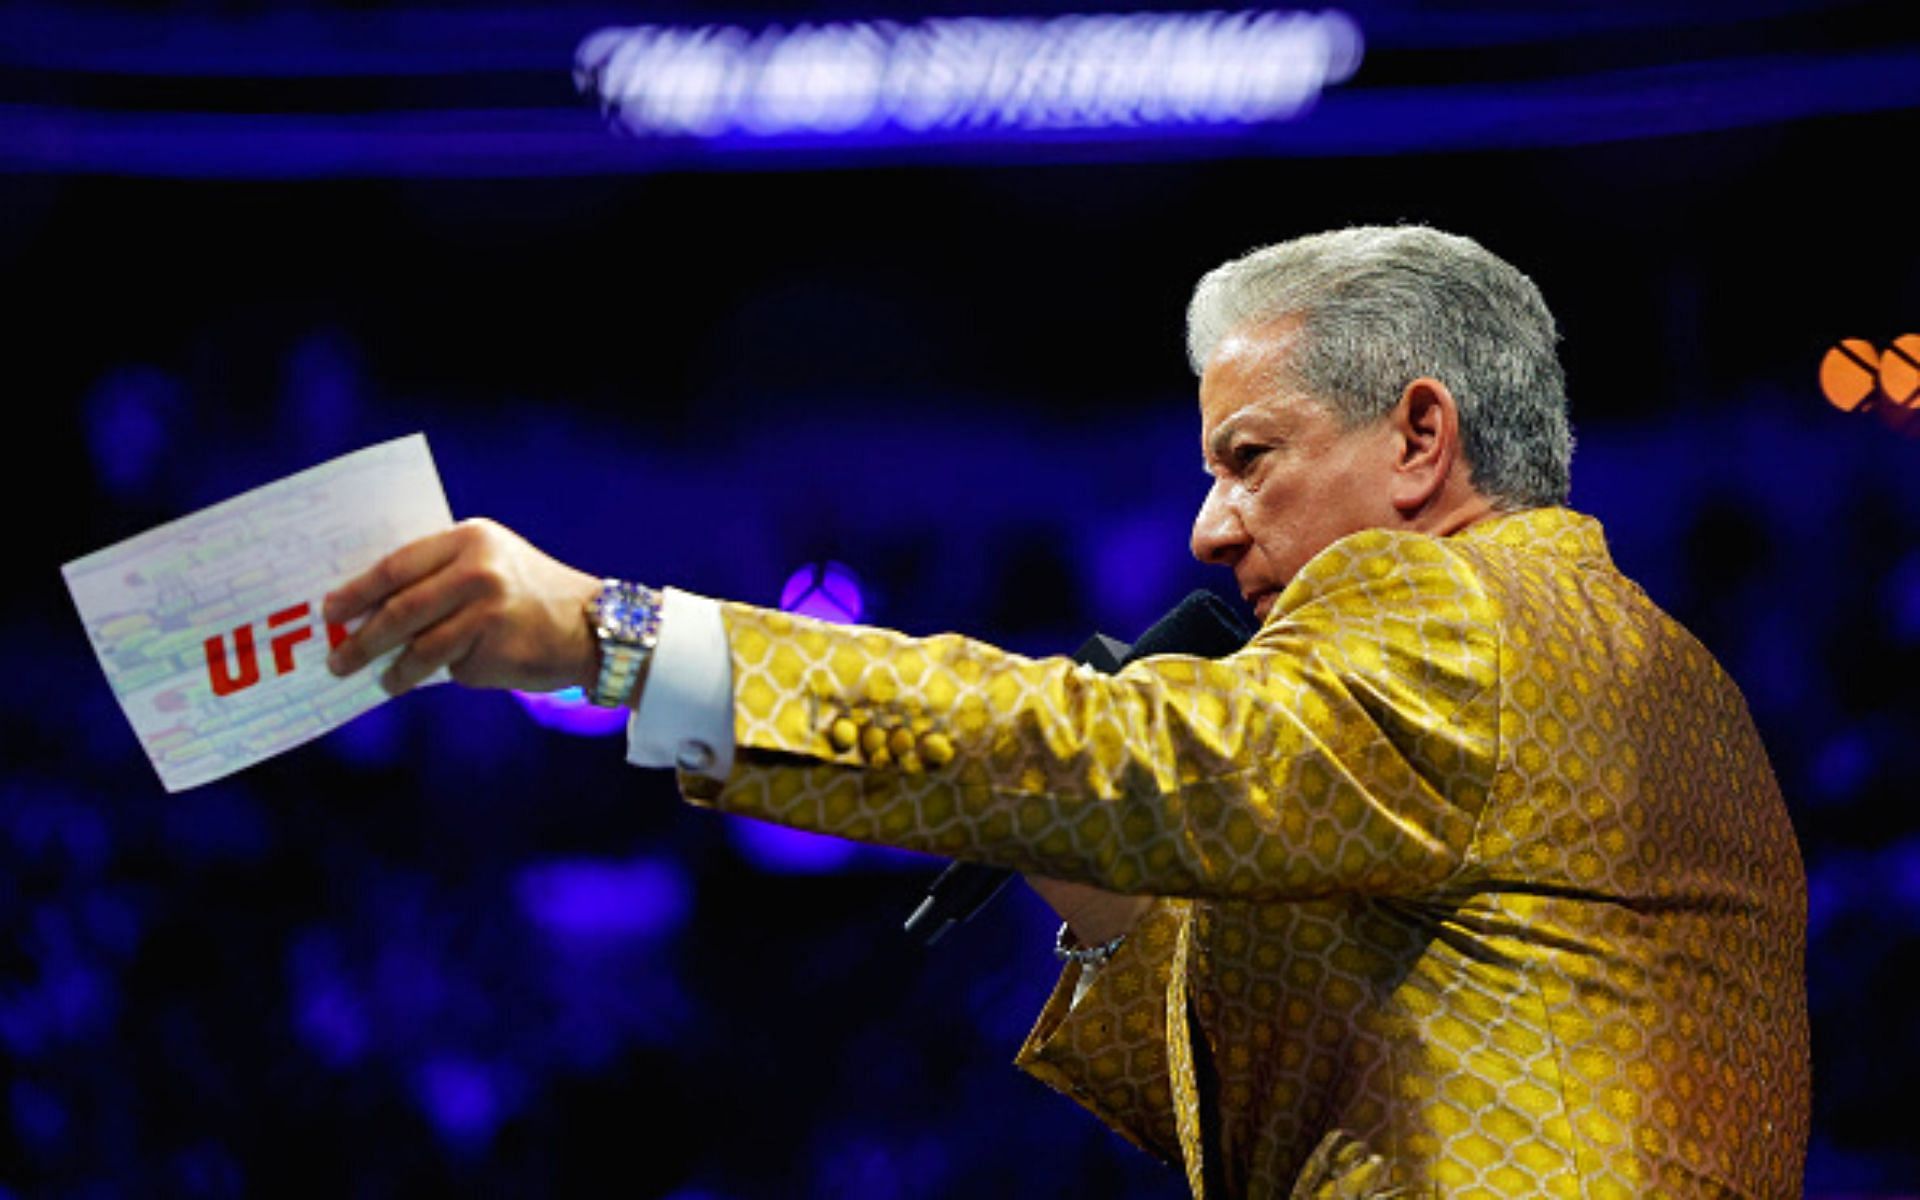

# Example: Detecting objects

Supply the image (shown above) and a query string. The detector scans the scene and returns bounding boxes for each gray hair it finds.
[1185,225,1573,508]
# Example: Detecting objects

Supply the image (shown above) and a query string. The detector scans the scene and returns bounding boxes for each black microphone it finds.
[902,590,1253,946]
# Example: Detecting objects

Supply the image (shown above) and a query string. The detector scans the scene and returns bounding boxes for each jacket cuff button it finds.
[829,717,859,752]
[919,733,955,767]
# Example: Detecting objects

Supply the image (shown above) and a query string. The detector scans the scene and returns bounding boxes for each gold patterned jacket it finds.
[680,507,1809,1198]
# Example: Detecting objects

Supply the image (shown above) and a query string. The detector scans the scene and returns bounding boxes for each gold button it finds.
[919,733,954,767]
[829,718,858,752]
[860,726,888,759]
[888,728,915,759]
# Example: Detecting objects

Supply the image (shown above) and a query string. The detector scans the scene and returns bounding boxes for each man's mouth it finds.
[1246,588,1278,620]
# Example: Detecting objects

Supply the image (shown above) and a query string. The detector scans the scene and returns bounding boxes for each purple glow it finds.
[328,703,406,767]
[83,365,182,497]
[0,995,37,1056]
[781,562,864,624]
[289,932,370,1066]
[1089,515,1185,632]
[281,329,363,454]
[0,957,113,1056]
[728,818,860,874]
[47,964,111,1038]
[8,794,111,873]
[1810,732,1873,804]
[297,983,370,1067]
[417,1057,503,1148]
[516,856,690,942]
[1887,838,1920,918]
[512,686,629,737]
[1805,863,1844,942]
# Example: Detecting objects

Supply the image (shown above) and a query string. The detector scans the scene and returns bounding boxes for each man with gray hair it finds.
[326,225,1810,1197]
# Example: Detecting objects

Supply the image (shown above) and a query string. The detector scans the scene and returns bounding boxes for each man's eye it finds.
[1233,445,1267,469]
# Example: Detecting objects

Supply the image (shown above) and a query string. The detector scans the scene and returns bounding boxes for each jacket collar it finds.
[1452,506,1614,569]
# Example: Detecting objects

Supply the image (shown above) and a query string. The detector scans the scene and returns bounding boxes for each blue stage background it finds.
[6,1,1920,1194]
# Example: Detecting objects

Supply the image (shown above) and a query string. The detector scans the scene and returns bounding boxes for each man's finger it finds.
[328,561,485,678]
[324,530,464,627]
[380,609,484,696]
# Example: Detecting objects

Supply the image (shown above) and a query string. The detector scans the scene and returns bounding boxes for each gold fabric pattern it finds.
[679,508,1809,1198]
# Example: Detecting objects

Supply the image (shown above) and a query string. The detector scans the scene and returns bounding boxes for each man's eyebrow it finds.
[1203,414,1253,466]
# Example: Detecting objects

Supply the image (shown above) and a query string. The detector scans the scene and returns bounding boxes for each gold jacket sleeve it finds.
[679,527,1499,901]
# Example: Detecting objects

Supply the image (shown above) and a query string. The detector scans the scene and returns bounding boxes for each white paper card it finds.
[62,433,455,792]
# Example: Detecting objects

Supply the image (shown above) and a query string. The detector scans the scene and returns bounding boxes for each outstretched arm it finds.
[326,518,1157,945]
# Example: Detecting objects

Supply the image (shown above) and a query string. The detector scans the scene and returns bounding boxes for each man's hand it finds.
[1026,875,1153,948]
[323,518,603,696]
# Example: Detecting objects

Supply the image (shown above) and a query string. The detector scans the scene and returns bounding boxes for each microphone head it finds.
[1072,632,1132,673]
[1122,589,1252,664]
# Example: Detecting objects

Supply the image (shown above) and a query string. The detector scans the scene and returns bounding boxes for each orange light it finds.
[1819,339,1881,411]
[1880,334,1920,409]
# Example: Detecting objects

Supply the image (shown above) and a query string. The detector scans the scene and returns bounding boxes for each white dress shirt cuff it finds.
[626,587,735,778]
[1070,962,1101,1008]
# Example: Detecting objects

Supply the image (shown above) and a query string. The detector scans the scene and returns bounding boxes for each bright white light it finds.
[575,9,1363,140]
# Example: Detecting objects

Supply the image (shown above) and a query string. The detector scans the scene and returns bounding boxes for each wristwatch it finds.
[584,579,662,708]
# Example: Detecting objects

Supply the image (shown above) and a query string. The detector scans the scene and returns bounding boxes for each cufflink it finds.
[676,740,716,773]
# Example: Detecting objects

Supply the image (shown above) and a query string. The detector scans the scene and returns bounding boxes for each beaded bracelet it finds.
[1053,921,1127,966]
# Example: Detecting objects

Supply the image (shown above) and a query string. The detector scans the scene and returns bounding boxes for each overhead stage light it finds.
[576,8,1363,143]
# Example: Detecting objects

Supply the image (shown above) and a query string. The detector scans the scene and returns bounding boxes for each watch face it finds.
[595,584,658,643]
[603,595,644,631]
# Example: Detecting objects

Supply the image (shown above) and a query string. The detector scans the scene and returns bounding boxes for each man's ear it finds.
[1387,377,1460,517]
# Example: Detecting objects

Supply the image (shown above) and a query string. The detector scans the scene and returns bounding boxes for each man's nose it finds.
[1191,479,1246,566]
